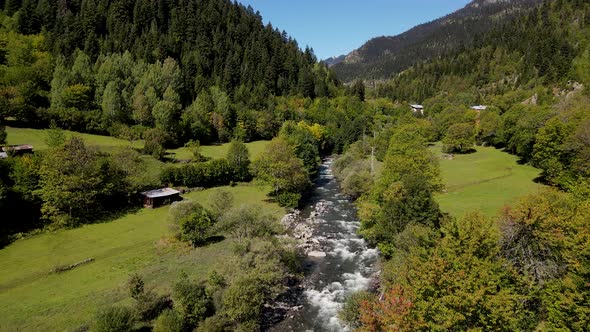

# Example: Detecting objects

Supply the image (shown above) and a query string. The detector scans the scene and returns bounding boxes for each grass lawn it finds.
[431,143,544,218]
[0,184,284,331]
[167,140,270,161]
[5,126,143,152]
[6,126,269,161]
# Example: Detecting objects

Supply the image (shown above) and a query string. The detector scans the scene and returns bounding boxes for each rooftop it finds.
[2,144,34,152]
[141,187,181,198]
[410,104,424,109]
[471,105,488,110]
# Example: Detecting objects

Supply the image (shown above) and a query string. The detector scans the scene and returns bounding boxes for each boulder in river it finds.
[308,251,327,258]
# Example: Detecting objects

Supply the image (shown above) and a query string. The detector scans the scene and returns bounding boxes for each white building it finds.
[410,104,424,115]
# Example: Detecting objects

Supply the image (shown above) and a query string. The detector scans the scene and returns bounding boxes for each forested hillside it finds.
[331,0,543,82]
[0,0,339,145]
[376,0,588,101]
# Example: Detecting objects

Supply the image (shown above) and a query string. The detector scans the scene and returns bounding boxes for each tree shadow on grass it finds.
[532,174,549,185]
[86,205,143,226]
[203,235,225,246]
[453,148,477,155]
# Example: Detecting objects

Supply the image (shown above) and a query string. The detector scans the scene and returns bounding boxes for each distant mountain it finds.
[323,55,346,67]
[332,0,545,82]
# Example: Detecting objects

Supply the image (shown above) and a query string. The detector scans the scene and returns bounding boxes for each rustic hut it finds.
[141,188,181,208]
[471,105,488,113]
[410,104,424,115]
[1,145,34,157]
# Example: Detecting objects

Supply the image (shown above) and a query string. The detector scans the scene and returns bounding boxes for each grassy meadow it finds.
[2,124,278,331]
[0,184,284,331]
[5,126,143,152]
[167,140,270,161]
[432,143,544,218]
[5,126,270,161]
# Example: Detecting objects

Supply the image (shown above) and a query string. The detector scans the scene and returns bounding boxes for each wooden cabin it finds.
[141,188,181,208]
[1,145,34,158]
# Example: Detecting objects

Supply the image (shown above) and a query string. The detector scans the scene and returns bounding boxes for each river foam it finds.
[270,158,378,332]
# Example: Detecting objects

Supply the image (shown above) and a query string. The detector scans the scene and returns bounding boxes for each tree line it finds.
[1,0,341,151]
[333,115,590,330]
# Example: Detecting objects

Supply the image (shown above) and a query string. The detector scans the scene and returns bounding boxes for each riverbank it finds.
[269,158,379,331]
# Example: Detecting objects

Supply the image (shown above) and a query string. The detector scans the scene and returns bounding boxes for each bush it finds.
[143,128,169,159]
[135,292,172,321]
[194,315,230,332]
[221,276,265,325]
[153,309,183,332]
[127,274,145,300]
[275,192,301,208]
[173,273,215,330]
[217,205,282,243]
[342,171,373,199]
[127,274,172,321]
[93,306,136,332]
[169,201,215,246]
[339,291,375,329]
[209,189,234,219]
[179,209,216,247]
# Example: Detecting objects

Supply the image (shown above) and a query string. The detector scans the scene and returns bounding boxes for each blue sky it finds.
[236,0,472,60]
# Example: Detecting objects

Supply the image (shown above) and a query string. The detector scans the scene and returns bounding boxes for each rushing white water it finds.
[270,159,379,331]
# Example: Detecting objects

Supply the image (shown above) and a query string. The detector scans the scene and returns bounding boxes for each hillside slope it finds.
[331,0,543,82]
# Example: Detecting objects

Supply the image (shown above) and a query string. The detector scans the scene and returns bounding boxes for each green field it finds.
[5,126,143,152]
[432,143,544,217]
[0,184,284,331]
[167,140,270,161]
[5,127,270,161]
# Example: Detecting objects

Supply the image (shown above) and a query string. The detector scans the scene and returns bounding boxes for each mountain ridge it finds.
[331,0,545,82]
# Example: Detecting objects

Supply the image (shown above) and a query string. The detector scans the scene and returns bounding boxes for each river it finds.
[271,159,379,331]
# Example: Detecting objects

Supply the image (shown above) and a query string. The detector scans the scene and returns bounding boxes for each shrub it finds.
[173,273,215,330]
[221,276,265,326]
[127,274,145,300]
[135,292,172,322]
[169,201,215,246]
[153,309,183,332]
[209,189,234,219]
[127,274,172,321]
[275,192,301,208]
[179,209,216,247]
[93,306,136,332]
[217,205,282,243]
[143,128,169,159]
[342,171,373,199]
[339,291,374,329]
[194,315,229,332]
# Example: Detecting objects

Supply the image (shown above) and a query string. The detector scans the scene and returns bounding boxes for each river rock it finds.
[308,251,326,258]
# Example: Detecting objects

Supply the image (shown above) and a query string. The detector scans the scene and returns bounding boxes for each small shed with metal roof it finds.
[141,188,181,208]
[410,104,424,115]
[1,145,34,158]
